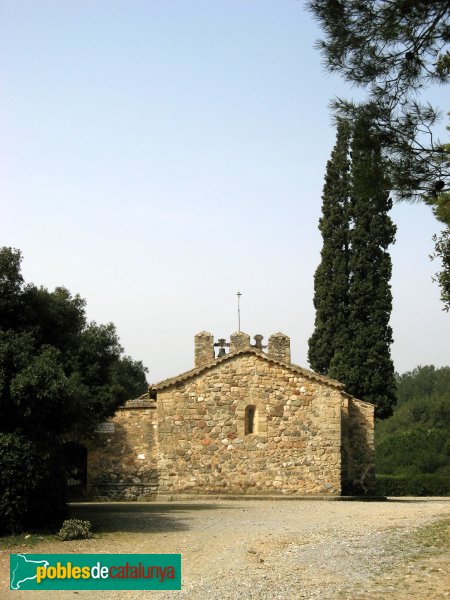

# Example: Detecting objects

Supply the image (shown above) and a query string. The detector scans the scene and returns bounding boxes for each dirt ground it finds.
[1,497,449,599]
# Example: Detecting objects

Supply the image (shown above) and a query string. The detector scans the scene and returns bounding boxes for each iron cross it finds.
[237,291,242,331]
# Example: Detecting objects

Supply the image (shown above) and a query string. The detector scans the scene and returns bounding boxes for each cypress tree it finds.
[308,119,351,375]
[329,117,397,418]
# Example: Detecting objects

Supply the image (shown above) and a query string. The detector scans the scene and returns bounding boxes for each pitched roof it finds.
[149,347,344,392]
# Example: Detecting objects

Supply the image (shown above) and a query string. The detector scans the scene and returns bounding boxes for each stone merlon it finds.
[268,332,291,363]
[194,331,215,367]
[230,331,251,352]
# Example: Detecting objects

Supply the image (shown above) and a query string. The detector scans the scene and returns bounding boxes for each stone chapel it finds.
[85,331,375,500]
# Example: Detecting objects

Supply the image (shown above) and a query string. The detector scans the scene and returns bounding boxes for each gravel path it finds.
[1,498,449,599]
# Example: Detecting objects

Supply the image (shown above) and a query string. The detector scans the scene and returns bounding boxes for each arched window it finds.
[245,405,257,435]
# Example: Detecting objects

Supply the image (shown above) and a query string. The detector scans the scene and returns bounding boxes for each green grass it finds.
[383,517,450,573]
[408,517,450,558]
[0,532,55,552]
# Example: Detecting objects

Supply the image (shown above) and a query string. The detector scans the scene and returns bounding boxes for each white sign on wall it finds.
[96,422,115,433]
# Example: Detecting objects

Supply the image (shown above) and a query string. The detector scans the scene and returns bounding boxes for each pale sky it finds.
[1,0,449,384]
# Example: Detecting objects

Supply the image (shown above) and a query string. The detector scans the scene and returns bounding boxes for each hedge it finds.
[376,474,450,496]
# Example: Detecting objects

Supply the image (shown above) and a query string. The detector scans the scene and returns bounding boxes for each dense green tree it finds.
[0,433,58,534]
[309,118,396,418]
[307,0,450,310]
[428,116,450,310]
[396,365,442,406]
[307,0,450,202]
[376,427,449,476]
[375,365,450,477]
[308,119,351,374]
[431,229,450,310]
[329,117,397,419]
[0,247,24,330]
[0,247,148,533]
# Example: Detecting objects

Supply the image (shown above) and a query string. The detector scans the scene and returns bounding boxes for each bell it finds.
[218,347,226,357]
[254,334,264,350]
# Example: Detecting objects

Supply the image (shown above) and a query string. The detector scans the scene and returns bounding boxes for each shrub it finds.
[26,445,68,531]
[56,519,93,541]
[376,474,450,496]
[0,433,68,535]
[0,433,45,535]
[376,427,450,475]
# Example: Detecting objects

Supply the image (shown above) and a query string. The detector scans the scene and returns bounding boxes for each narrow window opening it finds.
[245,405,256,435]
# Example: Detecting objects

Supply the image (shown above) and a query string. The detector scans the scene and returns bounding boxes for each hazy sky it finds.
[1,1,449,384]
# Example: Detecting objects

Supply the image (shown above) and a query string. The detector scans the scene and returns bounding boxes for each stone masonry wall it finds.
[87,401,159,500]
[341,397,375,495]
[156,353,342,496]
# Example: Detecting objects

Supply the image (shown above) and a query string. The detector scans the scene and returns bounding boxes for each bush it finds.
[375,427,450,475]
[0,433,67,535]
[26,446,68,531]
[0,433,44,534]
[376,474,450,496]
[56,519,93,541]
